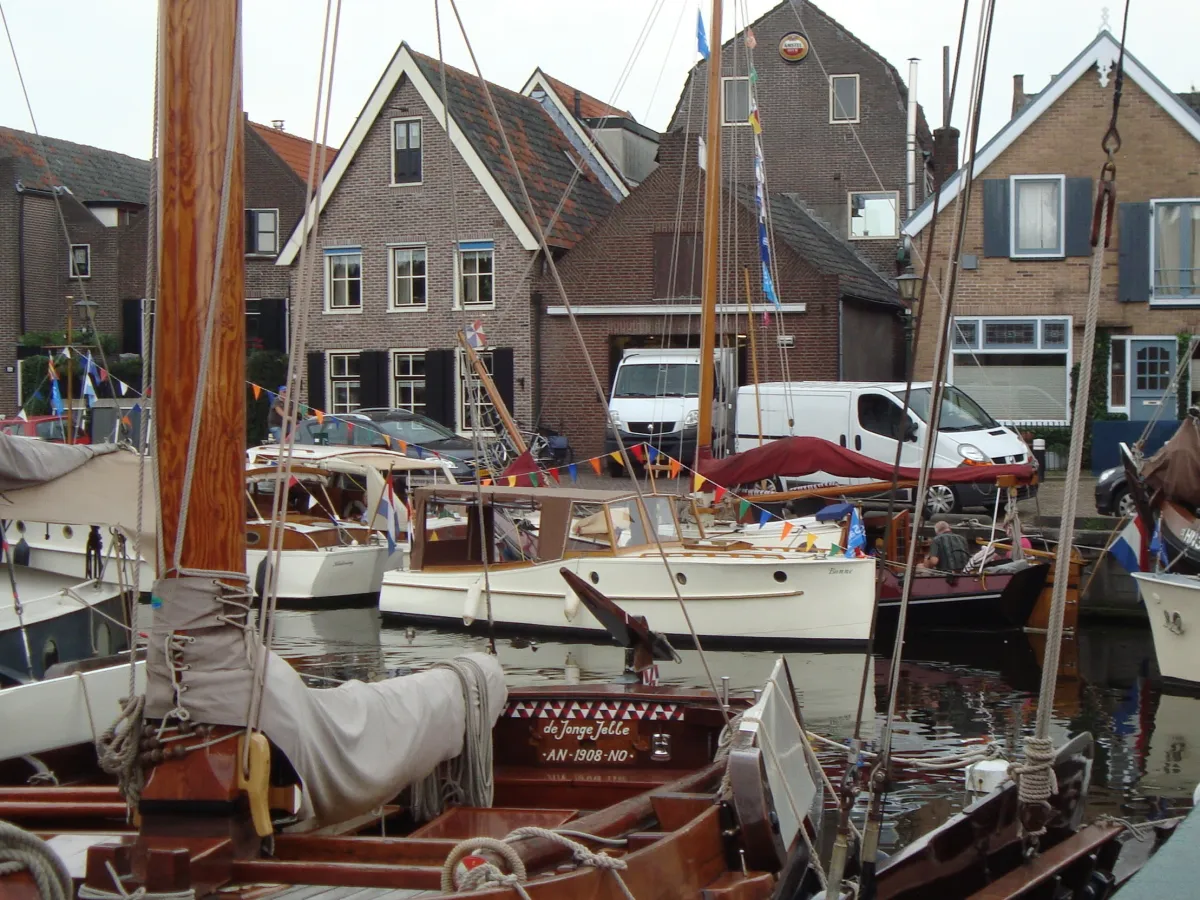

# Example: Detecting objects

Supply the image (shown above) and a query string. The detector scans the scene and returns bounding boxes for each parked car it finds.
[0,414,89,444]
[290,408,486,481]
[1095,465,1134,517]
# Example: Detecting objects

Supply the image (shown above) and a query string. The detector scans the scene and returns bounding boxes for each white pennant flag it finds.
[118,380,129,396]
[697,136,706,171]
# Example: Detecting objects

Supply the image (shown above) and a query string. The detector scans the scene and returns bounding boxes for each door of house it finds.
[1130,339,1176,420]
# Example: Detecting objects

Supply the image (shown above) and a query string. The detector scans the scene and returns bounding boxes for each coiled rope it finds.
[0,819,71,900]
[95,694,146,806]
[77,859,196,900]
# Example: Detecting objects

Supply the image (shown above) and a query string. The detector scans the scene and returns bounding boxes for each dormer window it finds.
[392,118,422,185]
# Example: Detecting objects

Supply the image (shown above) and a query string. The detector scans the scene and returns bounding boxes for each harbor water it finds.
[268,609,1194,853]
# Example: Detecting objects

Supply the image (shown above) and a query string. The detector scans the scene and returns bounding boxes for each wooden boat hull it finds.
[1132,570,1200,686]
[381,551,877,646]
[874,563,1048,633]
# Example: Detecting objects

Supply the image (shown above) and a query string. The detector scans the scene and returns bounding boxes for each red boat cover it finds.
[696,437,1035,487]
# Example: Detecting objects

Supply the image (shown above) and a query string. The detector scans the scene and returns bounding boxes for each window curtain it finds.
[1155,204,1182,295]
[1017,181,1058,250]
[953,357,1068,421]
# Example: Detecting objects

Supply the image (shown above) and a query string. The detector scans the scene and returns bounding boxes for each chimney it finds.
[932,126,961,189]
[573,89,582,118]
[1011,75,1026,119]
[271,119,285,131]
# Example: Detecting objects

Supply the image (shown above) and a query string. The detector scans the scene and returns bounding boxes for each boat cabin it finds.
[410,484,682,569]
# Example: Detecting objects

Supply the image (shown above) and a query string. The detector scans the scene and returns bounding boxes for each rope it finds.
[0,819,72,900]
[807,730,1006,771]
[411,657,495,821]
[96,694,146,807]
[1009,736,1058,837]
[77,860,196,900]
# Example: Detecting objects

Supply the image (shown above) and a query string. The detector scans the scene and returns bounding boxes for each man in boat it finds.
[268,385,289,442]
[920,520,969,573]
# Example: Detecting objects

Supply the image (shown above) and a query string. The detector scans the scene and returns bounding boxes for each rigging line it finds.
[445,0,732,728]
[642,0,689,125]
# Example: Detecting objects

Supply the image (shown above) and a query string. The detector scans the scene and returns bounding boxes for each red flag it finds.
[631,444,645,463]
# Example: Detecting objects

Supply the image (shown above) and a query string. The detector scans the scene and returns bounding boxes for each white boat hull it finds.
[382,551,876,645]
[1132,570,1200,685]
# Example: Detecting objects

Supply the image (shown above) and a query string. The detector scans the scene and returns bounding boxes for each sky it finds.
[0,0,1194,164]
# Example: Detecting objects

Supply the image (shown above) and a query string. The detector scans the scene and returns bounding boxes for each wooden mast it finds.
[695,0,723,467]
[155,0,245,575]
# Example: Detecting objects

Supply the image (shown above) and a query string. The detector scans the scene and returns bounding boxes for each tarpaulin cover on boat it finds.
[696,437,1036,488]
[0,432,113,490]
[144,577,506,827]
[1142,417,1200,509]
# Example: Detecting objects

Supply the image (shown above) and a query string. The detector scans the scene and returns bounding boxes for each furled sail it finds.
[1142,416,1200,509]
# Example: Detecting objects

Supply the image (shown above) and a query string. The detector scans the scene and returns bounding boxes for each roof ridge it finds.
[408,48,543,110]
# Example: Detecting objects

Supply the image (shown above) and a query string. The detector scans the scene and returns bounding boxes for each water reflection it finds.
[266,609,1194,850]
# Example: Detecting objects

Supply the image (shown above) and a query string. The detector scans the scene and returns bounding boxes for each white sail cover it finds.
[0,435,156,547]
[143,577,506,827]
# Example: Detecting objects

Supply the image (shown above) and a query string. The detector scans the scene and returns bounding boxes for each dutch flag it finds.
[1109,515,1148,574]
[376,481,405,555]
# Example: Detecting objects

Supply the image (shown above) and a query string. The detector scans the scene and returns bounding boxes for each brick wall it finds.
[670,0,917,275]
[537,132,852,459]
[0,161,18,411]
[291,75,538,424]
[246,124,306,301]
[911,70,1200,382]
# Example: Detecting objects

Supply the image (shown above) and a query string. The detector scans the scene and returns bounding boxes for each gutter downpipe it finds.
[16,184,26,334]
[906,58,919,234]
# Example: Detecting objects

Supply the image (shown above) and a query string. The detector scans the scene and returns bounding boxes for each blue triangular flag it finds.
[131,402,142,415]
[647,445,659,462]
[50,379,64,415]
[568,463,578,483]
[696,9,710,59]
[758,508,771,529]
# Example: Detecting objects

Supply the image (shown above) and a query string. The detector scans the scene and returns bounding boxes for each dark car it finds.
[1095,465,1135,517]
[291,408,486,481]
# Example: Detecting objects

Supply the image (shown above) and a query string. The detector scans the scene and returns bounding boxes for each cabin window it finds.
[1010,176,1065,258]
[641,496,680,541]
[830,74,859,123]
[390,246,427,309]
[949,316,1071,424]
[1152,200,1200,300]
[392,118,422,185]
[392,350,426,414]
[325,249,363,311]
[246,209,278,255]
[69,244,91,278]
[569,503,616,553]
[457,241,495,308]
[327,351,361,414]
[721,77,750,125]
[457,348,495,432]
[848,191,899,239]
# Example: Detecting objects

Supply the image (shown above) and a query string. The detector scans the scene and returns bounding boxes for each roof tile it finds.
[0,126,150,205]
[249,121,336,189]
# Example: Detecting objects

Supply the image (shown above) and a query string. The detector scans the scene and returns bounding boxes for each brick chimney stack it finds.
[1011,75,1027,118]
[931,126,961,189]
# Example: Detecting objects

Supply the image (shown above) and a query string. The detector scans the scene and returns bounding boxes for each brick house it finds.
[903,31,1200,426]
[538,131,903,460]
[0,127,150,413]
[276,44,619,432]
[668,0,935,276]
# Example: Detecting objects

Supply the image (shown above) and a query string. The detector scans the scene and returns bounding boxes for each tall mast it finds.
[155,0,245,574]
[695,0,723,466]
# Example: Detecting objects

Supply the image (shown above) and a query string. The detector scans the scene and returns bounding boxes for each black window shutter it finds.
[256,298,286,352]
[493,348,516,421]
[1064,177,1094,257]
[245,209,256,253]
[982,179,1010,258]
[1117,201,1151,303]
[121,298,142,354]
[306,351,326,412]
[423,349,454,427]
[358,350,389,409]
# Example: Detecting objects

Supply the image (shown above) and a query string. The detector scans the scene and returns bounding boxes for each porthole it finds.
[15,521,25,533]
[246,531,262,546]
[62,525,74,540]
[675,572,688,585]
[42,638,59,672]
[95,621,112,656]
[589,571,600,585]
[773,570,787,583]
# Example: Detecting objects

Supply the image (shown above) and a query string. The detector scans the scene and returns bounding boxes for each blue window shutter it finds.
[982,180,1010,258]
[1064,177,1093,257]
[1117,202,1151,303]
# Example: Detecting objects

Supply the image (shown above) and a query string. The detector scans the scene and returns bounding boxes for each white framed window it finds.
[1010,175,1065,258]
[246,209,278,255]
[391,350,426,414]
[324,248,363,312]
[392,117,422,185]
[69,244,91,279]
[848,191,899,239]
[721,77,750,125]
[389,245,427,310]
[457,241,495,309]
[1150,199,1200,302]
[830,74,859,123]
[457,347,495,433]
[949,316,1072,424]
[327,351,361,414]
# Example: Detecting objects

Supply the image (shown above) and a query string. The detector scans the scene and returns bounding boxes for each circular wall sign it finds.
[778,32,810,62]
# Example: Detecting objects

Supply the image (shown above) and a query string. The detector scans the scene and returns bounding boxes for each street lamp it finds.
[895,266,923,303]
[74,297,99,337]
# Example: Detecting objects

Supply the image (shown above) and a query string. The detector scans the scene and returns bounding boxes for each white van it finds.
[735,381,1035,512]
[606,348,736,472]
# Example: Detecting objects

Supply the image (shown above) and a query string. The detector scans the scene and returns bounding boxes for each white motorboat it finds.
[1132,570,1200,686]
[381,482,876,646]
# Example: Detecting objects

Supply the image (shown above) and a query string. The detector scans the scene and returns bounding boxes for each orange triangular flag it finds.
[315,410,324,424]
[781,521,794,541]
[482,478,493,485]
[589,457,602,476]
[398,439,408,453]
[252,383,261,400]
[669,458,681,479]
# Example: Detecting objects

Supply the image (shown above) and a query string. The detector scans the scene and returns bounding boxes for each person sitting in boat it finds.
[920,520,969,573]
[997,522,1033,560]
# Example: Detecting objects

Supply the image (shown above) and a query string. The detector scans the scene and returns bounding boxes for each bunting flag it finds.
[506,475,517,487]
[131,402,142,416]
[748,65,758,84]
[759,508,771,529]
[828,543,842,556]
[748,96,763,135]
[482,478,493,486]
[568,463,579,483]
[589,457,602,476]
[48,358,58,381]
[737,500,750,519]
[97,367,108,383]
[669,458,682,479]
[693,473,706,492]
[398,439,407,453]
[696,9,710,59]
[745,27,757,49]
[646,445,659,463]
[548,468,561,484]
[84,351,98,378]
[413,445,424,459]
[630,444,645,464]
[252,383,262,400]
[50,378,64,415]
[266,391,277,406]
[16,408,27,421]
[315,410,324,424]
[121,415,131,428]
[805,532,818,552]
[713,485,727,502]
[781,521,794,541]
[82,374,97,408]
[346,422,355,439]
[529,472,539,487]
[609,451,625,468]
[118,380,129,396]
